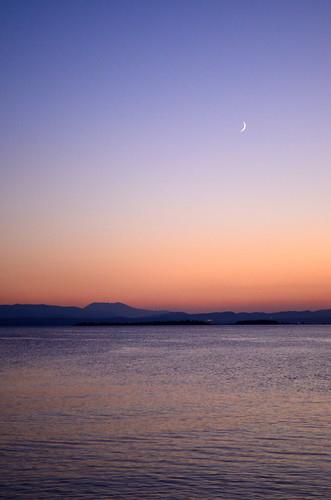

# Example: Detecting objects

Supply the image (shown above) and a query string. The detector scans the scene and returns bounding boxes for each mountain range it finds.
[1,302,331,325]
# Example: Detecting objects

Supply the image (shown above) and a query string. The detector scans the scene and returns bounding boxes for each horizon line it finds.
[1,301,331,316]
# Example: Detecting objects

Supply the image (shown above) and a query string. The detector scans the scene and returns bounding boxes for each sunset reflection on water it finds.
[0,325,330,498]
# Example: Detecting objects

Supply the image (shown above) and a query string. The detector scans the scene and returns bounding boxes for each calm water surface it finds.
[0,325,330,499]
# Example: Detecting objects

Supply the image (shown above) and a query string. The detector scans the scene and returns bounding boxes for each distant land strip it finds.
[76,320,209,327]
[1,302,331,326]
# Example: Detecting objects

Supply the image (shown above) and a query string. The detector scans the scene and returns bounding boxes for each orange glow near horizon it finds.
[2,216,331,312]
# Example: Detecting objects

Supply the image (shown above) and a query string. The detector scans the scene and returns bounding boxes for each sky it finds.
[1,0,331,312]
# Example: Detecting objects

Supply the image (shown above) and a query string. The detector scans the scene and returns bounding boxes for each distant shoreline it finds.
[1,302,331,326]
[75,320,209,327]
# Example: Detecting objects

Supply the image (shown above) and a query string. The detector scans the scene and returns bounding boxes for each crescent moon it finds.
[240,121,247,132]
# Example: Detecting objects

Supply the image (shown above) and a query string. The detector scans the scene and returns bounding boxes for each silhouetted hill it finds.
[0,304,82,325]
[82,302,167,319]
[1,302,331,326]
[0,302,167,326]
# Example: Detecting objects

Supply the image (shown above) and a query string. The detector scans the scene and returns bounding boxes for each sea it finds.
[0,325,330,499]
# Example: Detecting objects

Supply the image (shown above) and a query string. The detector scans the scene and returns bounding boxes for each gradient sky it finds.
[1,0,331,311]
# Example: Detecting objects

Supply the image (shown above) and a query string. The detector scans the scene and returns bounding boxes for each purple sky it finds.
[1,0,331,311]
